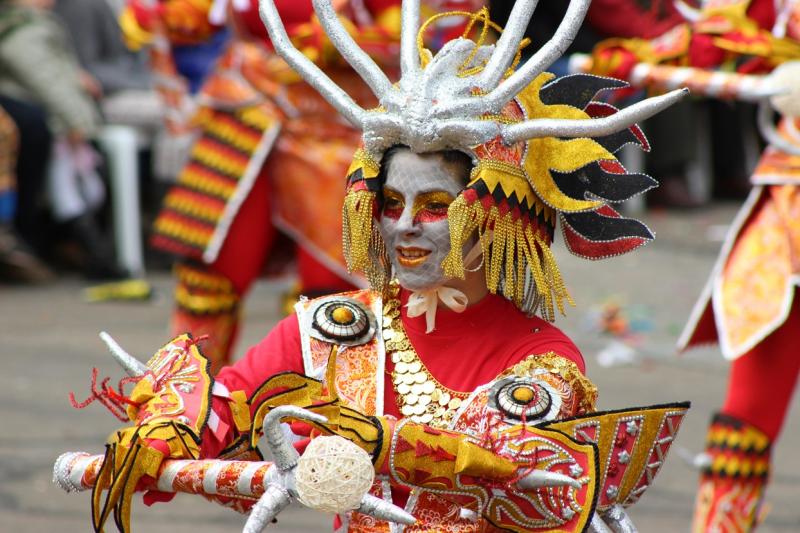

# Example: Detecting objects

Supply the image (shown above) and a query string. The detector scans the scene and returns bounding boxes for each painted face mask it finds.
[329,7,677,320]
[378,149,467,292]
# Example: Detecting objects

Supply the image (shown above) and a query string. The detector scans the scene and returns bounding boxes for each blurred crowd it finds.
[0,0,159,283]
[0,0,760,285]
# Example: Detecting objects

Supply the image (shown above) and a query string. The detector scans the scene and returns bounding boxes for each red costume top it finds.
[217,290,584,401]
[207,289,583,457]
[198,289,589,523]
[222,288,585,392]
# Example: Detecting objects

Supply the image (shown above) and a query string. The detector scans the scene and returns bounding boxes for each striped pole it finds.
[568,54,781,101]
[53,452,273,500]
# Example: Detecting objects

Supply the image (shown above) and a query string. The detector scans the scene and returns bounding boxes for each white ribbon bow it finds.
[405,286,468,333]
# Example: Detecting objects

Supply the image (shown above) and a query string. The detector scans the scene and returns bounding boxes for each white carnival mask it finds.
[378,149,482,331]
[379,149,466,291]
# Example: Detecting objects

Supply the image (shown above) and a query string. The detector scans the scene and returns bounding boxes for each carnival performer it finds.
[56,1,693,532]
[572,0,800,530]
[122,0,482,373]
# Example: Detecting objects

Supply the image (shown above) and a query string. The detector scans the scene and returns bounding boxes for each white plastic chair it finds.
[96,125,145,277]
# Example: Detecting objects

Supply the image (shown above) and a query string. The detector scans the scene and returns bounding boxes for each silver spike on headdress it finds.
[400,0,422,82]
[258,0,368,126]
[310,0,393,98]
[258,0,687,158]
[441,0,593,115]
[99,331,147,377]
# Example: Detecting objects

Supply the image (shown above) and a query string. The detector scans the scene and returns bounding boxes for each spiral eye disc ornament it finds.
[490,377,561,422]
[308,297,377,346]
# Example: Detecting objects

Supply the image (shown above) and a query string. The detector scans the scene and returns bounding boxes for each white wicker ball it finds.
[294,436,375,513]
[769,61,800,118]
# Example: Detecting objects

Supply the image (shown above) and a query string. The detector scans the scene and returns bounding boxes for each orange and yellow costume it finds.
[61,4,692,532]
[681,117,800,533]
[122,0,410,371]
[584,0,800,530]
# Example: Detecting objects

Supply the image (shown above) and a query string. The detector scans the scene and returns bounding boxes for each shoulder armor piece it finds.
[489,375,563,423]
[306,295,377,346]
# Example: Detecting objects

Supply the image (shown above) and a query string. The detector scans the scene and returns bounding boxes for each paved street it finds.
[1,203,798,532]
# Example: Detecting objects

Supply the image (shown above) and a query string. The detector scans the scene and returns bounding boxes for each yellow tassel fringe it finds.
[343,189,376,273]
[343,189,391,291]
[442,196,574,321]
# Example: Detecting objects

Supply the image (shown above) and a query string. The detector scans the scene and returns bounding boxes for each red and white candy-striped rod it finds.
[568,54,779,101]
[53,451,273,500]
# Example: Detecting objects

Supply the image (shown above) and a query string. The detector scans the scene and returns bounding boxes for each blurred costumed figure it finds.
[575,0,800,529]
[0,104,53,282]
[0,107,14,224]
[122,0,461,372]
[57,2,693,532]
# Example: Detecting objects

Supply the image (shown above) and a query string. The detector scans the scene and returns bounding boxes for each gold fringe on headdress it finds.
[342,189,391,291]
[339,14,647,320]
[442,195,573,321]
[342,189,374,273]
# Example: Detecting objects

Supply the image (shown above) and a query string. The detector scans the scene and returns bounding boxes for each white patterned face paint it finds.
[378,149,468,291]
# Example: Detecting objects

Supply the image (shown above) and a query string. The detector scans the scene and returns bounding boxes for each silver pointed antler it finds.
[438,0,592,117]
[262,405,327,470]
[483,0,591,111]
[357,493,416,525]
[400,0,422,82]
[502,88,689,142]
[99,331,147,377]
[478,0,540,90]
[243,482,293,533]
[258,0,367,127]
[311,0,393,99]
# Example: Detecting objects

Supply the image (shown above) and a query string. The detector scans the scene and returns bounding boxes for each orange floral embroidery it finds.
[718,185,800,354]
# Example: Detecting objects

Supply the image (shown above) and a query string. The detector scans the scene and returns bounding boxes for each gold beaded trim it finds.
[441,194,572,321]
[384,283,469,429]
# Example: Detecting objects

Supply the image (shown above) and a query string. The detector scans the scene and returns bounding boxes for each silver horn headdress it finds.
[260,0,687,319]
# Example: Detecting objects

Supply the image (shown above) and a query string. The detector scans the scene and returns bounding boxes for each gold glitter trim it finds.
[346,148,380,182]
[504,352,598,415]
